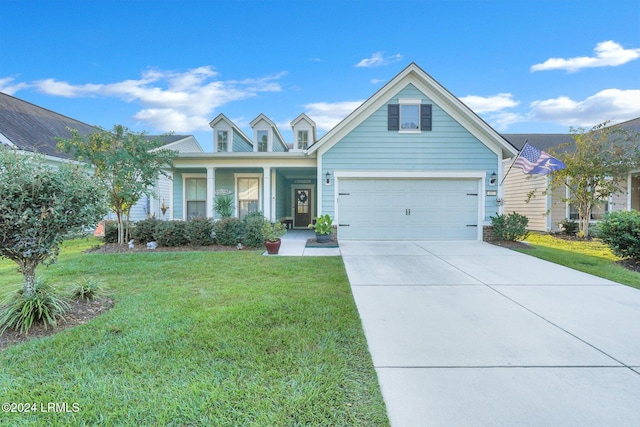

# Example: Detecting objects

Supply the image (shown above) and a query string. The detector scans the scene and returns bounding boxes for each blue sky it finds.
[1,0,639,151]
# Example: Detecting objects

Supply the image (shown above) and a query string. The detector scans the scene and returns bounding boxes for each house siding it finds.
[273,132,286,152]
[503,159,549,231]
[232,130,253,152]
[169,138,202,153]
[321,84,499,220]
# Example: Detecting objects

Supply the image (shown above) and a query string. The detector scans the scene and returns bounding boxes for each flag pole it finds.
[500,141,527,186]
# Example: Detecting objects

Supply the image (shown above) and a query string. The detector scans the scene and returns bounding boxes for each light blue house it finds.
[170,63,518,240]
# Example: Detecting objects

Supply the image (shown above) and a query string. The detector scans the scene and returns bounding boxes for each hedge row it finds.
[103,212,267,248]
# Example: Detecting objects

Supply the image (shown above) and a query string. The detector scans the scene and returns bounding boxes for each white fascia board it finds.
[0,131,15,147]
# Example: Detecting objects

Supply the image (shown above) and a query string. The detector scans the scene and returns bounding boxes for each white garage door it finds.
[337,178,480,240]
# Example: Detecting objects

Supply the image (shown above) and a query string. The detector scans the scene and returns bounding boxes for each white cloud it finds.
[529,88,640,126]
[303,100,364,131]
[0,77,29,95]
[28,66,286,134]
[355,52,402,68]
[459,93,523,131]
[459,93,519,113]
[531,40,640,72]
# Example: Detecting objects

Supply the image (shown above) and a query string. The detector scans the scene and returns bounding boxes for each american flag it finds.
[514,143,566,175]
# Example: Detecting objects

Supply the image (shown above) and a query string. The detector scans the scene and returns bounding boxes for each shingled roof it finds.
[502,117,640,153]
[0,92,99,159]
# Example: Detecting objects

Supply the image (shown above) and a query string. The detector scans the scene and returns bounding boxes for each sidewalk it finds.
[266,229,341,256]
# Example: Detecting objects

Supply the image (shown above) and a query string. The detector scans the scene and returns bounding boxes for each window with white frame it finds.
[257,130,268,152]
[297,130,309,150]
[400,104,420,130]
[216,130,228,152]
[237,177,260,219]
[185,177,207,218]
[388,100,432,132]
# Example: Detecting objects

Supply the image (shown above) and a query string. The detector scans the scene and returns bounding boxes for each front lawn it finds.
[0,238,389,426]
[519,233,640,289]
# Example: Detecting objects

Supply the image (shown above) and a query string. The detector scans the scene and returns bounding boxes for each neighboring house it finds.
[171,63,519,241]
[0,92,98,164]
[502,117,640,232]
[0,92,199,222]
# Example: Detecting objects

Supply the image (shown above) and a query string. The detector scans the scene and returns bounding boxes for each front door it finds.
[294,188,311,228]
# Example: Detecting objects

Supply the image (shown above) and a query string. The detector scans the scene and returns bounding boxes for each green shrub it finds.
[0,279,70,334]
[559,218,579,236]
[155,221,188,247]
[132,216,161,244]
[491,212,529,241]
[214,217,241,246]
[186,217,215,246]
[214,194,234,218]
[103,220,120,243]
[241,212,266,248]
[70,277,105,302]
[599,211,640,260]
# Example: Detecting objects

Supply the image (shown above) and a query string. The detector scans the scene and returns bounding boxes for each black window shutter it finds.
[421,104,432,131]
[388,104,399,131]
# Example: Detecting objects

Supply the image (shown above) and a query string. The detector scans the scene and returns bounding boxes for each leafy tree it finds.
[0,146,107,297]
[548,121,640,238]
[58,125,178,244]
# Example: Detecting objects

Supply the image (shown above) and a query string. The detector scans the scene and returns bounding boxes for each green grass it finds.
[0,238,389,426]
[519,233,640,289]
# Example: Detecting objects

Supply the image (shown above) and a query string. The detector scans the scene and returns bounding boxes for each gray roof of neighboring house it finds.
[502,117,640,153]
[0,92,100,159]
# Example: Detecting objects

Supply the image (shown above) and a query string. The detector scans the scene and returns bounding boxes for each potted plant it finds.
[309,214,333,243]
[261,220,287,254]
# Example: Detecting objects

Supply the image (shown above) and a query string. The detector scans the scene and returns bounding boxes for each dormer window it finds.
[216,130,228,152]
[297,130,309,150]
[257,130,268,152]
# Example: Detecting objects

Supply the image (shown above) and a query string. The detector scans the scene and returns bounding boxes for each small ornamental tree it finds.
[548,122,640,238]
[0,147,107,297]
[58,125,178,244]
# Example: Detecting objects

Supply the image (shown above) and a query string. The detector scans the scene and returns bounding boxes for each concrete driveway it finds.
[340,240,640,427]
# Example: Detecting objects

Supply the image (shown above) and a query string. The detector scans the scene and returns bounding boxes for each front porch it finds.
[172,162,319,227]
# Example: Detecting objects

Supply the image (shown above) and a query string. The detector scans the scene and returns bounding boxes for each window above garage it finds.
[388,100,432,132]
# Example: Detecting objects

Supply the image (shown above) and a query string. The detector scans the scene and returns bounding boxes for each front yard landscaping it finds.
[0,238,389,426]
[519,233,640,289]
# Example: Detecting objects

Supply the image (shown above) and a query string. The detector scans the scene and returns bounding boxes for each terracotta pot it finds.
[265,239,281,254]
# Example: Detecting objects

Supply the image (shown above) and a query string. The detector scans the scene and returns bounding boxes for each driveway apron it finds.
[340,240,640,427]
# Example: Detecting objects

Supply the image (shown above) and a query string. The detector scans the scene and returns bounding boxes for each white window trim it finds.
[214,125,232,153]
[398,98,422,134]
[183,173,207,219]
[234,173,263,218]
[564,183,611,222]
[296,129,310,151]
[254,128,271,152]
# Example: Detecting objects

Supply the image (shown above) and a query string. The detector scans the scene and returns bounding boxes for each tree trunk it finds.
[116,210,124,245]
[579,202,591,238]
[22,262,37,298]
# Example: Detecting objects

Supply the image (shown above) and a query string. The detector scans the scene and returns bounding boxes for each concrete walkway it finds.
[340,240,640,427]
[268,229,341,256]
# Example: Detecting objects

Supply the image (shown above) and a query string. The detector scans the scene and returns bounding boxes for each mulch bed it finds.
[305,239,339,248]
[0,297,114,352]
[618,259,640,274]
[87,243,243,254]
[487,240,533,250]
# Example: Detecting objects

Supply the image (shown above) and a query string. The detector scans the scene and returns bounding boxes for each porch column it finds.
[263,166,272,221]
[206,167,215,218]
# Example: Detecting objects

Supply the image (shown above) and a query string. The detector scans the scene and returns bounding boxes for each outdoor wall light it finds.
[325,171,331,185]
[489,172,497,186]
